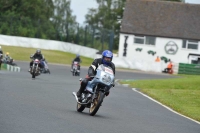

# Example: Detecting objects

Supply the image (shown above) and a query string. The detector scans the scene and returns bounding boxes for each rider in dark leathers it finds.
[76,50,115,97]
[29,49,44,72]
[71,54,82,71]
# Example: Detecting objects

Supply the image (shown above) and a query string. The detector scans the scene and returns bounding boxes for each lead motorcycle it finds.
[72,64,115,116]
[30,58,41,79]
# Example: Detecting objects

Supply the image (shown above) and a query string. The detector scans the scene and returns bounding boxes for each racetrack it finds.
[0,62,199,133]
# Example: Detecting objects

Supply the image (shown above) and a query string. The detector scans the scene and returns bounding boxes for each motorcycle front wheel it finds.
[31,68,36,78]
[89,91,104,116]
[77,103,85,112]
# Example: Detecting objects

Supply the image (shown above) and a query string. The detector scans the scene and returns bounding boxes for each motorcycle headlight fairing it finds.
[102,74,112,84]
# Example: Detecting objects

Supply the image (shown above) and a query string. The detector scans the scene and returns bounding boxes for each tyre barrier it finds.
[2,63,20,72]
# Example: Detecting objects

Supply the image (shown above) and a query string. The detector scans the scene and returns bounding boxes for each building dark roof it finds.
[121,0,200,40]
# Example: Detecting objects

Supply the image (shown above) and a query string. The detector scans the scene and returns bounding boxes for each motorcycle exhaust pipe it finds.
[72,92,90,105]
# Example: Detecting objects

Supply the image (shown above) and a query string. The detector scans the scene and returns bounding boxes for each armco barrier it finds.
[178,63,200,75]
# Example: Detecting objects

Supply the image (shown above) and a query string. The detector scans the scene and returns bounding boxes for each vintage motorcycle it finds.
[0,54,3,70]
[71,61,80,76]
[40,59,50,74]
[72,64,115,116]
[30,58,41,79]
[3,57,17,66]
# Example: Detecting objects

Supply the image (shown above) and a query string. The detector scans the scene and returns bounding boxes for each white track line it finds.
[132,88,200,125]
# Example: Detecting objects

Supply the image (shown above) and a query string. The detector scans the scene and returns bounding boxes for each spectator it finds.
[155,56,160,62]
[4,52,11,62]
[162,61,173,74]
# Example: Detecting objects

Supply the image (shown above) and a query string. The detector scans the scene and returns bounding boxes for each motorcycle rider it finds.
[29,49,44,72]
[0,46,3,69]
[0,46,3,60]
[71,54,82,72]
[76,50,115,98]
[4,52,11,63]
[0,46,3,55]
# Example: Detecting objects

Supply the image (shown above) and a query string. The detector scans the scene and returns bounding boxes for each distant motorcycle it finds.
[0,54,3,70]
[71,61,80,76]
[30,59,41,79]
[40,59,50,74]
[3,57,17,66]
[72,64,115,116]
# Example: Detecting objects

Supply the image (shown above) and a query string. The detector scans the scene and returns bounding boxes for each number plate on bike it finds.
[105,67,113,75]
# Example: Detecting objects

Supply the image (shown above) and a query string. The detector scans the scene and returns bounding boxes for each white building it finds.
[119,0,200,65]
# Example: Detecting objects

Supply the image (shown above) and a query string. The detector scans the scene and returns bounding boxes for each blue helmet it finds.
[76,54,80,57]
[102,50,113,65]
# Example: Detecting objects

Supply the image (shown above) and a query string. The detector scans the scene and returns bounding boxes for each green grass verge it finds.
[1,45,94,66]
[0,63,8,70]
[119,75,200,122]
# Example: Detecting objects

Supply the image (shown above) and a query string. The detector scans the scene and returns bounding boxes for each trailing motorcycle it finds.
[3,57,17,66]
[0,54,3,70]
[40,59,50,74]
[71,61,80,76]
[30,59,41,79]
[72,64,115,116]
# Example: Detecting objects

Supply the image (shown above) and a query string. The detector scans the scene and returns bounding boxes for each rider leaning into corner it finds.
[71,54,82,71]
[29,49,44,72]
[76,50,115,98]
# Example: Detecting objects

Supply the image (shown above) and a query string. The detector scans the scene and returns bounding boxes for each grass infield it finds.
[120,75,200,122]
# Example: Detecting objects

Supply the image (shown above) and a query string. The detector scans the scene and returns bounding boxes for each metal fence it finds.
[0,16,114,52]
[178,63,200,75]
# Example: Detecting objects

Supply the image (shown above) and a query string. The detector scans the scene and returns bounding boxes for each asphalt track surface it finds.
[0,61,199,133]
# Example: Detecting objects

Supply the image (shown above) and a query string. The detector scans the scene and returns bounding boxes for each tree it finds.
[85,0,126,50]
[0,0,78,41]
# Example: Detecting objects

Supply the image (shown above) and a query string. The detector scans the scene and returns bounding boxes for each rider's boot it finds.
[28,67,32,72]
[76,85,85,98]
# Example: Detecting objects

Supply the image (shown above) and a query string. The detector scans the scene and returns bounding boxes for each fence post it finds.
[10,17,13,35]
[92,27,95,48]
[84,25,88,46]
[76,23,79,44]
[109,30,114,52]
[66,23,69,42]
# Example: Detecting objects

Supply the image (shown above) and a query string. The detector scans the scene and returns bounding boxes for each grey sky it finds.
[70,0,200,24]
[185,0,200,4]
[70,0,98,25]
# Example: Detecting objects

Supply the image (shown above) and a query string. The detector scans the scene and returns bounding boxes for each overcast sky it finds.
[70,0,200,24]
[70,0,98,25]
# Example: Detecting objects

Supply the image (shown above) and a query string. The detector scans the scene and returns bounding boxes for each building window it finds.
[145,36,156,45]
[134,36,144,44]
[182,39,199,50]
[134,35,156,45]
